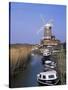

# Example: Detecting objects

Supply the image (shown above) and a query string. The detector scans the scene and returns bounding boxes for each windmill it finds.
[37,15,54,40]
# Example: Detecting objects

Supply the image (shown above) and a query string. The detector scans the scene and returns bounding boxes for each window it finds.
[39,74,41,78]
[43,75,46,79]
[49,75,54,78]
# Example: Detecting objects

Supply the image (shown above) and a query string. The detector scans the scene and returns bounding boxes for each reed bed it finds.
[52,47,66,85]
[10,44,32,76]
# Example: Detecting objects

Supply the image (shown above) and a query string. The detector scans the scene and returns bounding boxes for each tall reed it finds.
[10,45,32,75]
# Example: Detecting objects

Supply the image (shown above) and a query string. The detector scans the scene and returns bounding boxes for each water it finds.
[11,55,44,88]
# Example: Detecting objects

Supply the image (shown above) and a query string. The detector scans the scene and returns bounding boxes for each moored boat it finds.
[44,60,56,69]
[42,49,51,57]
[37,70,59,86]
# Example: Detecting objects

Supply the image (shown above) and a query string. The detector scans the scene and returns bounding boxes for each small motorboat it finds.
[44,60,56,69]
[42,49,51,57]
[37,70,59,86]
[41,57,51,65]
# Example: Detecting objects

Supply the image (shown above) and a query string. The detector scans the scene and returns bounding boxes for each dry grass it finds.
[57,49,66,84]
[52,48,66,84]
[10,44,33,75]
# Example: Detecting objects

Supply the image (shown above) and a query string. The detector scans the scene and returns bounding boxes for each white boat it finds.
[43,49,51,57]
[37,70,59,85]
[44,60,56,69]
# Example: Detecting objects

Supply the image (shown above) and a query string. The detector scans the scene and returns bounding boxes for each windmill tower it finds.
[44,23,52,40]
[37,15,60,46]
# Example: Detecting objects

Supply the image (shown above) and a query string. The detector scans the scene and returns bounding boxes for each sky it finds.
[10,2,66,44]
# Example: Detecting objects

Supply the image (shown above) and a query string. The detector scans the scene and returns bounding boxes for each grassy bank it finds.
[10,44,33,76]
[57,48,66,84]
[52,46,66,85]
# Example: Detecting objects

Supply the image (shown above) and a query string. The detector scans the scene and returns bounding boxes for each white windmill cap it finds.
[45,23,52,27]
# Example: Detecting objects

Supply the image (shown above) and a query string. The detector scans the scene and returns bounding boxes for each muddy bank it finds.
[9,44,33,76]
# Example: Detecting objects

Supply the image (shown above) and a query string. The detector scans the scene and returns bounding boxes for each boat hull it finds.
[37,78,60,86]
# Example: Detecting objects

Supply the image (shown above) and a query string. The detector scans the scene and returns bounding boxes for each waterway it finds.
[10,54,60,88]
